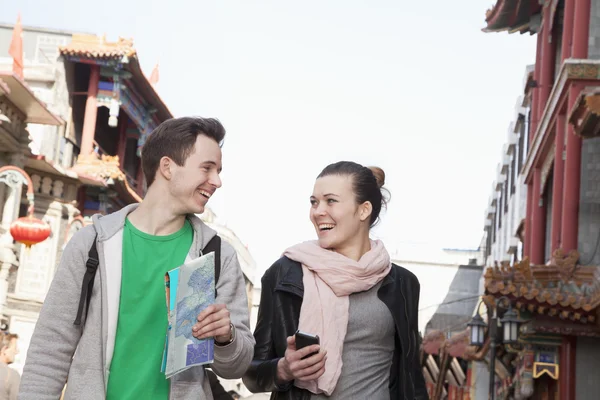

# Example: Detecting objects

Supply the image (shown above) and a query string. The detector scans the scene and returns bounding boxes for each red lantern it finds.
[10,216,51,248]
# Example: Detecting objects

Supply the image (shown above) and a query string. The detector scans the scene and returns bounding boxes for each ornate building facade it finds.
[1,25,258,399]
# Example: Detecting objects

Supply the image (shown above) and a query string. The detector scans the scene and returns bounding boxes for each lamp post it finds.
[467,296,522,400]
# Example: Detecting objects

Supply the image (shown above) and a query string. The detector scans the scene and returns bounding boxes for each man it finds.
[19,117,255,400]
[0,333,19,400]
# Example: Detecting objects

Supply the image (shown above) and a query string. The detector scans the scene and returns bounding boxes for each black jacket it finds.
[242,257,428,400]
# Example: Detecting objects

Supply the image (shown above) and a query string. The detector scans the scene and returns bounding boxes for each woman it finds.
[243,161,427,399]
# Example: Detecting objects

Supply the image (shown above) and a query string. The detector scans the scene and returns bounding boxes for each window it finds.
[512,148,518,194]
[504,177,509,213]
[498,192,503,229]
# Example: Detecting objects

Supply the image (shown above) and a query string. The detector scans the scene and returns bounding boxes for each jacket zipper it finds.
[399,280,411,359]
[399,277,411,400]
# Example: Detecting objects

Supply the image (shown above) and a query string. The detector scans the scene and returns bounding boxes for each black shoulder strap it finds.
[74,234,99,326]
[202,235,221,298]
[75,233,222,326]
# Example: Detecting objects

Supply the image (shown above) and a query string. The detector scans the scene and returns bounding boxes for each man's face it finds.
[2,338,18,364]
[167,135,223,215]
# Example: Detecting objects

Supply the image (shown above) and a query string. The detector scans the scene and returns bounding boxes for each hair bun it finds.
[368,166,385,188]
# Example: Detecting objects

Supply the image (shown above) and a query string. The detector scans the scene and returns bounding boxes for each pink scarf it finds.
[283,240,391,395]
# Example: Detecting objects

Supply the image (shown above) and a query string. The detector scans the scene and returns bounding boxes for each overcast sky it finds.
[3,0,536,280]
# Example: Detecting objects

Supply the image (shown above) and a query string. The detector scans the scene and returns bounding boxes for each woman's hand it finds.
[276,335,327,383]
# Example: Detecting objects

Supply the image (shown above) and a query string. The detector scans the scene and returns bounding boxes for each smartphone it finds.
[295,329,320,359]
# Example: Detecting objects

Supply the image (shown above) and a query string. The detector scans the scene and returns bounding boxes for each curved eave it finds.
[127,57,173,123]
[485,0,509,27]
[483,0,541,34]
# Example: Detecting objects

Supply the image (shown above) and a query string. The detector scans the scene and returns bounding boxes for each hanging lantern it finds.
[10,215,51,248]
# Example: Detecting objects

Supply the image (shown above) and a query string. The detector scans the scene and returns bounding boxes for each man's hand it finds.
[276,335,327,383]
[193,304,232,343]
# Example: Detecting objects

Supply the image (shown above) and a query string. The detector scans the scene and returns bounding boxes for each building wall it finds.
[589,0,600,59]
[576,337,600,399]
[578,137,600,265]
[583,1,600,267]
[0,24,72,67]
[392,246,482,334]
[0,25,75,167]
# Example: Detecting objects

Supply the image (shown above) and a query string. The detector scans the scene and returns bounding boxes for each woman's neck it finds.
[333,236,372,261]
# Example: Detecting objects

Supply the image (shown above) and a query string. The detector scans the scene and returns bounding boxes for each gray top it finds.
[0,363,20,400]
[312,281,395,400]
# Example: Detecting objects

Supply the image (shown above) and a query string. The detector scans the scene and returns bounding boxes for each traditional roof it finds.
[422,330,446,355]
[425,264,483,334]
[0,72,63,125]
[70,153,142,203]
[484,250,600,324]
[445,330,470,358]
[59,34,136,59]
[58,34,172,130]
[483,0,541,34]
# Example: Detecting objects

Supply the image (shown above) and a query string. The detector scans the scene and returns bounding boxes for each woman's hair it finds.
[317,161,390,226]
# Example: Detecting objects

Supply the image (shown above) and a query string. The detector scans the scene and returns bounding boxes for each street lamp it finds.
[468,313,486,347]
[500,308,520,345]
[467,296,523,400]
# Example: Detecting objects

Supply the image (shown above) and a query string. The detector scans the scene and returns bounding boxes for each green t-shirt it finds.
[106,218,193,400]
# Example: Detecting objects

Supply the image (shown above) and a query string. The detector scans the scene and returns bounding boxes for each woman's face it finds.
[309,174,371,250]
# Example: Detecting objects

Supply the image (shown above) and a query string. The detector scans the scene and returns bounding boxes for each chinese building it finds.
[1,23,258,396]
[472,1,600,399]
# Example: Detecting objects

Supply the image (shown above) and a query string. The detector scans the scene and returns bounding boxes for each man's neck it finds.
[127,189,187,236]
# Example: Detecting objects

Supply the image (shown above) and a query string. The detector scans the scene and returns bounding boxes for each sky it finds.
[2,0,536,281]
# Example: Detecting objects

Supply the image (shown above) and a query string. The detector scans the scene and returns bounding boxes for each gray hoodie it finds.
[18,204,255,400]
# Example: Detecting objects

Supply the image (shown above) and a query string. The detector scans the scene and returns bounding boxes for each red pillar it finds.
[562,0,575,60]
[530,32,543,142]
[572,0,591,59]
[551,115,565,252]
[552,0,576,252]
[531,168,546,264]
[538,7,556,117]
[559,336,577,400]
[80,65,100,157]
[117,114,128,169]
[136,157,145,196]
[76,186,86,215]
[561,0,590,252]
[524,182,533,258]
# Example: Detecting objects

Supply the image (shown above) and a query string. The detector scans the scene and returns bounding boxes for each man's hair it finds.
[141,117,226,186]
[0,333,17,350]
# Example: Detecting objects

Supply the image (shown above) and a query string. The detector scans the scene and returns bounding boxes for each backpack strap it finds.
[202,235,221,298]
[74,233,221,326]
[74,233,99,325]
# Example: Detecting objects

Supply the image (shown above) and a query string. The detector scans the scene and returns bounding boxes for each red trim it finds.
[524,182,533,258]
[81,65,100,156]
[559,336,576,400]
[550,114,565,252]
